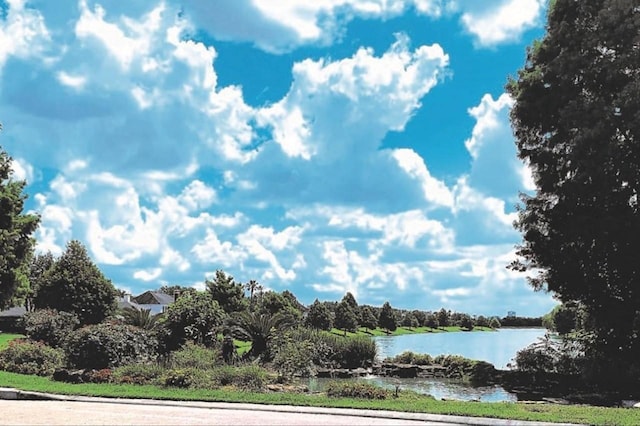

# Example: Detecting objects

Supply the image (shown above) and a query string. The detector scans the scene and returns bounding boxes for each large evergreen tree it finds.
[305,299,333,330]
[334,299,358,335]
[378,301,397,333]
[33,240,117,324]
[507,0,640,376]
[205,270,247,314]
[0,143,40,309]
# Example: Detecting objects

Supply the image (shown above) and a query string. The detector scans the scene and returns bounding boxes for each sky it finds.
[0,0,558,316]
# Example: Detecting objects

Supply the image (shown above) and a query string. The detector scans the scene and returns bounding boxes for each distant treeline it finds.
[498,316,543,328]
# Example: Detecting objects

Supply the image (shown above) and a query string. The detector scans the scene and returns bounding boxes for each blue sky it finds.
[0,0,557,316]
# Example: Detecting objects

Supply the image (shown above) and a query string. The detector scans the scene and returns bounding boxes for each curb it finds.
[0,388,583,426]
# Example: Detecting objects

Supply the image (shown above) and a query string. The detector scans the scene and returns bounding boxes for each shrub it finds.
[272,338,316,379]
[0,339,64,376]
[385,351,434,365]
[325,381,388,399]
[85,368,112,383]
[65,323,158,369]
[169,342,219,370]
[112,364,165,385]
[163,368,193,388]
[22,309,79,348]
[329,335,377,369]
[162,365,268,390]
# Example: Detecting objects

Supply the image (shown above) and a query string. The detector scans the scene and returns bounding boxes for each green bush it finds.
[232,365,267,390]
[169,342,219,370]
[325,381,388,399]
[163,368,194,388]
[22,309,79,348]
[329,335,377,369]
[385,351,434,365]
[112,364,165,385]
[0,339,64,376]
[273,337,316,379]
[162,365,268,390]
[65,323,158,369]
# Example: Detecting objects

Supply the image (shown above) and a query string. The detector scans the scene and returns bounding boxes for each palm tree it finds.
[229,311,292,360]
[122,307,162,330]
[244,280,263,301]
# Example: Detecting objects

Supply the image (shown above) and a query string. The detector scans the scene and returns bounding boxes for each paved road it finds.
[0,390,582,426]
[0,400,462,425]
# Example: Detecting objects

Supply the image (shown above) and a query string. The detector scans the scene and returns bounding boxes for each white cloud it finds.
[0,0,50,69]
[133,268,162,281]
[456,0,546,47]
[392,148,454,208]
[10,157,34,182]
[57,71,87,90]
[180,0,445,53]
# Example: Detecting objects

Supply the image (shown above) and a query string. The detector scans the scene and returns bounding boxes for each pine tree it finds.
[0,143,39,309]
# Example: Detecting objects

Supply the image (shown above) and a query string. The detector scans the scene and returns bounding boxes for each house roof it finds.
[0,306,27,317]
[132,291,174,305]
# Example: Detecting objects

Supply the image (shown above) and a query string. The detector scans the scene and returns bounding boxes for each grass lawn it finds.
[0,370,637,425]
[0,333,24,349]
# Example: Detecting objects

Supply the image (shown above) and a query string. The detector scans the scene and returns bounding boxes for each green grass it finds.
[0,370,637,425]
[0,333,24,349]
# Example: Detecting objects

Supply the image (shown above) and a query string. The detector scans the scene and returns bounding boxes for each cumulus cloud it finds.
[454,0,546,47]
[180,0,448,53]
[0,0,554,316]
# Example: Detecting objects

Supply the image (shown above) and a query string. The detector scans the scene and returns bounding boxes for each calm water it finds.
[374,328,546,369]
[341,328,549,402]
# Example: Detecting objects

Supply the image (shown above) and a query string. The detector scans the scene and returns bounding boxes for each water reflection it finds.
[374,328,546,369]
[308,377,517,402]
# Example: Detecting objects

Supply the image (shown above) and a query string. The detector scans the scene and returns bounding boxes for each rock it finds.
[542,397,571,405]
[621,400,640,408]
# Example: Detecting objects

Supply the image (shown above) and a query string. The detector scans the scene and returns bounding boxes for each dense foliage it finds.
[507,0,640,379]
[32,240,117,325]
[0,145,39,309]
[161,291,224,351]
[22,309,79,348]
[0,339,64,376]
[65,323,158,369]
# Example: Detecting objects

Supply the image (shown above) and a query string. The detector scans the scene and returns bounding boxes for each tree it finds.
[162,291,224,350]
[305,299,333,330]
[401,312,419,328]
[230,311,292,360]
[488,317,501,329]
[158,284,196,297]
[243,279,263,302]
[378,301,397,333]
[476,315,489,328]
[122,307,162,330]
[425,313,439,329]
[360,305,378,332]
[0,144,39,309]
[412,310,427,327]
[459,313,474,331]
[205,270,247,314]
[507,0,640,375]
[33,240,116,324]
[334,300,358,335]
[437,308,450,328]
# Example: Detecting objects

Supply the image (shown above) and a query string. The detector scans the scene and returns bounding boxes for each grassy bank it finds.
[330,326,494,337]
[0,371,636,425]
[0,333,24,349]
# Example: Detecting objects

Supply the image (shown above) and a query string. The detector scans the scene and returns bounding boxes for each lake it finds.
[361,328,548,402]
[374,328,547,369]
